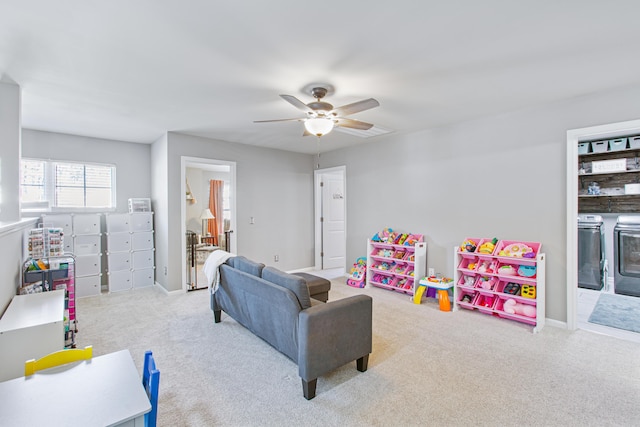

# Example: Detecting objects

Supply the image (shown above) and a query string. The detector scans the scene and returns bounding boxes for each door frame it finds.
[314,166,346,270]
[180,156,237,292]
[566,118,640,330]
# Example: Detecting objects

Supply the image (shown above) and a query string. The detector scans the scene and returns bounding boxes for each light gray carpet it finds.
[76,277,640,427]
[588,293,640,333]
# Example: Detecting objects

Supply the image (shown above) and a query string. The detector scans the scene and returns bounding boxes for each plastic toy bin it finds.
[494,240,541,260]
[474,276,498,294]
[458,238,481,254]
[494,298,537,325]
[473,294,496,314]
[457,257,478,271]
[578,142,590,154]
[392,249,407,260]
[475,238,498,257]
[457,290,477,309]
[458,274,476,288]
[629,135,640,149]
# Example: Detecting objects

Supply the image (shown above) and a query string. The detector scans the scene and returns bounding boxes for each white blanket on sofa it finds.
[203,250,235,293]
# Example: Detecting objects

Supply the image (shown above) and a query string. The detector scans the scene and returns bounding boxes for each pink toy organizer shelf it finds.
[454,238,544,332]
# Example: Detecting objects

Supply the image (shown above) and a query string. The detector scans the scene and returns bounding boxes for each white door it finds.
[321,171,345,269]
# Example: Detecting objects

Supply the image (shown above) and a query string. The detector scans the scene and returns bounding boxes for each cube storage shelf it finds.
[366,235,427,296]
[105,212,155,293]
[453,238,545,333]
[41,213,103,298]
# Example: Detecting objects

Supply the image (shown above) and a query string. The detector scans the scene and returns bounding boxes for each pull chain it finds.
[316,136,321,169]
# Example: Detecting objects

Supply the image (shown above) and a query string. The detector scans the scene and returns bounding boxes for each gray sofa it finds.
[211,256,372,399]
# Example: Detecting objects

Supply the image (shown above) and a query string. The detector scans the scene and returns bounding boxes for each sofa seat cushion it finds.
[227,256,264,277]
[262,267,312,309]
[292,272,331,303]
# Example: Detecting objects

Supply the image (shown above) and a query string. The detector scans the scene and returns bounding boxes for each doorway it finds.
[566,118,640,342]
[314,166,346,272]
[180,157,236,292]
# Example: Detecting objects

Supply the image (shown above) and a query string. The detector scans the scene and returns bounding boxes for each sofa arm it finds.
[298,294,372,383]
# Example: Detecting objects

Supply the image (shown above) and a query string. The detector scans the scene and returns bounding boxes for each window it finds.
[20,159,116,211]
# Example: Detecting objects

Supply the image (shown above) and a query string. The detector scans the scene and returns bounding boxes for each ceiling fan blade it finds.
[335,118,374,130]
[331,98,379,116]
[253,117,304,123]
[280,95,313,113]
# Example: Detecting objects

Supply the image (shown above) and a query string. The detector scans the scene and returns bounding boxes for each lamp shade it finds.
[200,208,215,220]
[304,117,334,137]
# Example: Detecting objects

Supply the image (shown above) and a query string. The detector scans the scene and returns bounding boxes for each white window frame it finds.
[20,158,117,213]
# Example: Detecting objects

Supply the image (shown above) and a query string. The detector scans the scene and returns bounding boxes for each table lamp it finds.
[200,209,215,236]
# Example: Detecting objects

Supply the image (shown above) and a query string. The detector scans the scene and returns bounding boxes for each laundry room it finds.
[577,133,640,341]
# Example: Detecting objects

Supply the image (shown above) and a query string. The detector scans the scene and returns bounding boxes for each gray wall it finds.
[0,82,21,222]
[0,223,34,313]
[319,82,640,323]
[22,129,152,212]
[156,132,314,292]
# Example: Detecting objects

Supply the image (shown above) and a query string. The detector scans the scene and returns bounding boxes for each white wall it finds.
[21,130,152,212]
[320,82,640,323]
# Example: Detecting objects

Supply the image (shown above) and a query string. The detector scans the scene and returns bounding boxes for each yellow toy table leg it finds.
[437,289,451,311]
[413,285,427,304]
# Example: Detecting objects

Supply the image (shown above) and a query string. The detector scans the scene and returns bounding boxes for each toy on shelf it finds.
[476,276,497,290]
[477,260,497,274]
[503,299,536,318]
[503,282,521,296]
[521,285,536,299]
[498,265,517,275]
[404,234,420,246]
[347,257,367,288]
[499,243,535,258]
[477,238,498,255]
[517,265,536,278]
[459,239,477,253]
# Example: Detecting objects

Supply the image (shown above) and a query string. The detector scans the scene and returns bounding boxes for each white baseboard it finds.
[545,318,567,329]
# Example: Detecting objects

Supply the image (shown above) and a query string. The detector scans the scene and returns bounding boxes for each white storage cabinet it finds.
[105,212,155,292]
[72,214,102,298]
[0,291,65,381]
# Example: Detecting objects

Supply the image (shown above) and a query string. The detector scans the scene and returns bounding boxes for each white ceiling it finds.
[2,1,640,154]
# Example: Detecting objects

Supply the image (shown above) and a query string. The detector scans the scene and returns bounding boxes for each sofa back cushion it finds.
[262,267,311,309]
[227,256,264,277]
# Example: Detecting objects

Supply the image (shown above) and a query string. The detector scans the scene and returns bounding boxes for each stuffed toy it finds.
[503,298,536,318]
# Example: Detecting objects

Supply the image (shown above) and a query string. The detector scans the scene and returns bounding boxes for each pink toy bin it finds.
[457,290,477,310]
[474,276,498,294]
[458,274,476,289]
[474,294,497,314]
[494,297,537,325]
[496,262,519,276]
[458,238,481,256]
[457,257,478,272]
[393,249,407,260]
[404,251,416,262]
[494,240,541,263]
[474,238,499,258]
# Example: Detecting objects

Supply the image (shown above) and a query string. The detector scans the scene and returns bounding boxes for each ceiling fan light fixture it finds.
[304,117,334,137]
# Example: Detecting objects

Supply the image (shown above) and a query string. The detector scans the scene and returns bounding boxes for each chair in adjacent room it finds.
[142,350,160,427]
[24,345,93,376]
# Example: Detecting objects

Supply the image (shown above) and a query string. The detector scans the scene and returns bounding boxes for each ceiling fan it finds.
[254,85,380,137]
